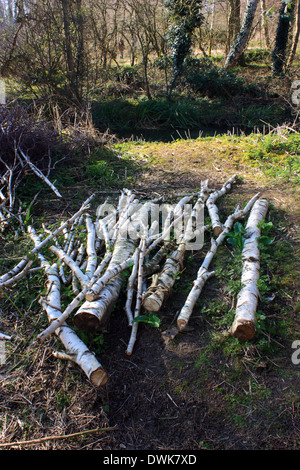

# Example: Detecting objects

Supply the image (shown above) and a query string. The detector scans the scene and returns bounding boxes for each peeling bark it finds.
[177,193,260,331]
[73,237,137,333]
[230,198,269,341]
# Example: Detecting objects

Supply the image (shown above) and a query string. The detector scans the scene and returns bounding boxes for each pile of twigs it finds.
[0,176,269,387]
[0,104,64,231]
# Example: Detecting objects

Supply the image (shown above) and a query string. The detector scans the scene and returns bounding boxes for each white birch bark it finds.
[0,333,12,341]
[142,182,210,312]
[177,193,260,331]
[49,245,89,287]
[142,240,186,312]
[84,253,136,301]
[41,262,108,387]
[28,227,108,386]
[230,198,269,341]
[0,196,93,286]
[73,237,137,333]
[36,252,112,343]
[125,246,140,325]
[85,215,98,279]
[206,175,237,236]
[126,238,147,355]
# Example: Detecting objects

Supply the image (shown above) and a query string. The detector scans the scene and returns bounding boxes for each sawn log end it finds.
[231,320,256,342]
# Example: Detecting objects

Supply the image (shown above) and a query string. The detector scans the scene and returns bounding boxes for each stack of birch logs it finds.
[0,176,269,387]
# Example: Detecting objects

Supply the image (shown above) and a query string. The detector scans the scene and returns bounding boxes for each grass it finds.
[91,94,289,137]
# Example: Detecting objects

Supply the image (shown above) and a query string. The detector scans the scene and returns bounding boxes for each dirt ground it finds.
[0,137,299,451]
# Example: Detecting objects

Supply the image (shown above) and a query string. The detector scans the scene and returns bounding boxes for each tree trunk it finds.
[61,0,79,100]
[260,0,271,49]
[230,198,269,341]
[272,0,295,75]
[224,0,259,69]
[288,0,300,66]
[227,0,241,51]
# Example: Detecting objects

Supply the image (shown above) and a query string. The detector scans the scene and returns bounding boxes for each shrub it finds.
[182,57,254,98]
[0,104,62,174]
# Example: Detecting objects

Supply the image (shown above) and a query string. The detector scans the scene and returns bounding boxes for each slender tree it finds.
[224,0,259,69]
[165,0,204,96]
[272,0,296,75]
[287,0,300,67]
[227,0,241,53]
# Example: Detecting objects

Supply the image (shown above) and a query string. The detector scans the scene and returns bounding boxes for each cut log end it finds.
[177,318,187,331]
[90,368,109,387]
[231,320,256,341]
[213,225,223,237]
[73,311,102,334]
[142,296,162,313]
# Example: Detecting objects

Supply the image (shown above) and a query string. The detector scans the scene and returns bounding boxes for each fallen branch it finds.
[230,198,269,341]
[125,246,141,325]
[36,252,112,343]
[0,426,118,448]
[206,175,237,236]
[19,149,62,198]
[142,181,210,313]
[177,192,260,331]
[126,237,147,355]
[0,332,12,341]
[0,195,94,286]
[37,255,108,387]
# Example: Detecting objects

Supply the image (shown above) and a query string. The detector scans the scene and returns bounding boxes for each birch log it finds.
[125,246,140,325]
[230,198,269,341]
[126,238,147,355]
[142,182,209,313]
[206,175,237,236]
[28,227,108,386]
[36,252,112,343]
[142,241,186,312]
[42,263,108,386]
[73,237,137,333]
[177,193,260,331]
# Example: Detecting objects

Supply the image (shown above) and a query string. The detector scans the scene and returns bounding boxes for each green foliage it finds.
[243,48,271,64]
[182,58,251,98]
[56,390,72,411]
[165,0,204,94]
[226,222,246,251]
[76,331,106,356]
[244,133,300,184]
[92,96,222,132]
[133,312,161,328]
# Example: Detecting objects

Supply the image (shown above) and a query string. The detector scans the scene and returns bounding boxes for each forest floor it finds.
[0,127,299,452]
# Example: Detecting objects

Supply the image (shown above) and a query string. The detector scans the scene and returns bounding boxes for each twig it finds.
[0,196,94,286]
[0,426,118,448]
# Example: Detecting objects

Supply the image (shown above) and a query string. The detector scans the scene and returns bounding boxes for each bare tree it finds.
[272,0,296,75]
[224,0,259,69]
[227,0,241,52]
[287,0,300,66]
